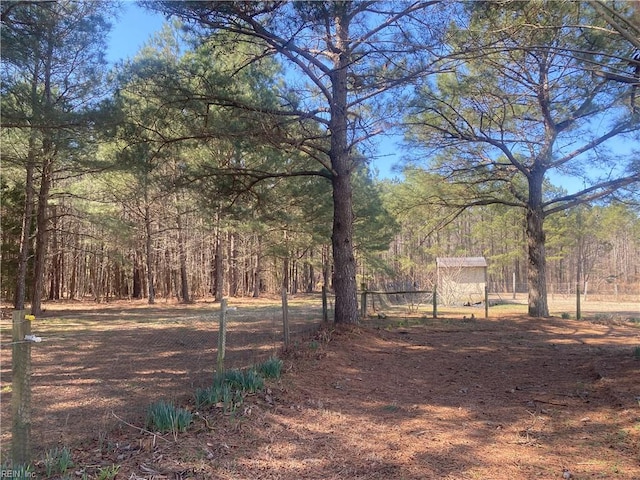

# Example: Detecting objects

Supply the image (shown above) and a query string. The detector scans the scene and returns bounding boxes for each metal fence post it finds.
[12,310,32,465]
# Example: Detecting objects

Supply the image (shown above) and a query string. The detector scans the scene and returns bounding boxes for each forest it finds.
[2,0,639,321]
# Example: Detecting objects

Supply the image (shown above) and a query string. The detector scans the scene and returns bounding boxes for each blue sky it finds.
[107,3,165,64]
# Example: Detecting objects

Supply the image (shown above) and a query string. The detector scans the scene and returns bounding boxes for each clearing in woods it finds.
[1,296,639,479]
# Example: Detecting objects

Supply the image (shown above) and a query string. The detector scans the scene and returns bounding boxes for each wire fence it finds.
[490,281,640,299]
[2,287,637,469]
[0,295,327,467]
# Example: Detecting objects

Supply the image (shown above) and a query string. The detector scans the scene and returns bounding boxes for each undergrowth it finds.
[145,400,192,434]
[43,445,73,476]
[195,357,283,413]
[256,356,284,379]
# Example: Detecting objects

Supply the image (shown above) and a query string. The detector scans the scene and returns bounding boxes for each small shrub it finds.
[256,356,283,379]
[195,384,221,408]
[633,346,640,360]
[241,369,265,393]
[146,400,192,433]
[215,369,244,388]
[200,366,271,413]
[43,446,73,476]
[196,382,243,412]
[561,312,570,319]
[96,464,120,480]
[196,383,227,406]
[215,368,265,393]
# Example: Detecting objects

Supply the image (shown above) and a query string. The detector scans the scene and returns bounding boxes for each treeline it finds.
[377,172,640,297]
[3,164,638,304]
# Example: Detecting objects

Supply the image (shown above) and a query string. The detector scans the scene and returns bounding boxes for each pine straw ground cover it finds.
[25,312,640,480]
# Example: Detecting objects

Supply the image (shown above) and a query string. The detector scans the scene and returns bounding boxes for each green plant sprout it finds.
[146,400,192,434]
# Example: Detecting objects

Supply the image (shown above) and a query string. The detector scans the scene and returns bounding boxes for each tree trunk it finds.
[322,244,331,291]
[48,204,61,300]
[68,229,78,300]
[14,19,44,311]
[228,231,239,297]
[176,208,190,303]
[30,26,56,316]
[144,202,155,304]
[329,8,359,324]
[14,148,36,310]
[331,171,358,324]
[526,173,549,317]
[291,258,298,294]
[253,235,261,298]
[133,254,142,299]
[30,156,52,315]
[307,249,315,293]
[213,232,224,301]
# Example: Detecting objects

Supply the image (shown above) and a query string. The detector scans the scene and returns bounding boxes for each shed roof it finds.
[436,257,487,268]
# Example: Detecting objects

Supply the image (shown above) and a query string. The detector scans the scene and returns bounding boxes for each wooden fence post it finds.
[321,286,328,322]
[484,285,489,319]
[12,310,32,465]
[432,286,437,319]
[282,287,290,349]
[217,299,227,374]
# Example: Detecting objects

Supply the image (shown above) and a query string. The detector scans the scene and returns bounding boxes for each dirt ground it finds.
[1,297,639,479]
[0,296,322,454]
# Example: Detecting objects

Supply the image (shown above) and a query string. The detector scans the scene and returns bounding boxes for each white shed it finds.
[436,257,488,305]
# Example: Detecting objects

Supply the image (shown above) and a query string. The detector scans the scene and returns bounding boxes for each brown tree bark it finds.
[30,155,52,315]
[13,9,41,311]
[213,236,224,301]
[133,254,142,299]
[329,6,359,324]
[48,204,61,300]
[176,208,190,303]
[526,205,549,317]
[29,23,55,316]
[252,235,261,298]
[525,169,549,317]
[228,231,239,297]
[144,201,155,304]
[14,145,36,310]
